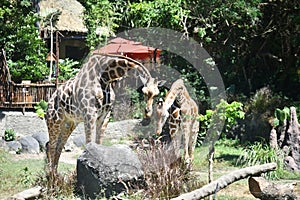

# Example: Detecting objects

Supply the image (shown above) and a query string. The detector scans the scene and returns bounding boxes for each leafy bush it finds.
[58,58,80,81]
[197,99,245,145]
[3,129,16,141]
[273,106,290,127]
[34,100,48,119]
[237,141,284,180]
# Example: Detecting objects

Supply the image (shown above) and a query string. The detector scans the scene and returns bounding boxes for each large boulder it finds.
[18,136,40,154]
[77,143,144,199]
[32,132,49,151]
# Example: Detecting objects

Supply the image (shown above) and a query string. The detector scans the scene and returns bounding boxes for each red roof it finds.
[94,37,161,61]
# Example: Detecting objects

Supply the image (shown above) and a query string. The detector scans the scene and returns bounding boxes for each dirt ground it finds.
[11,148,83,165]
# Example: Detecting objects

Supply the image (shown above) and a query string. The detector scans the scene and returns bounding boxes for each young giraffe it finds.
[46,53,163,175]
[156,79,199,163]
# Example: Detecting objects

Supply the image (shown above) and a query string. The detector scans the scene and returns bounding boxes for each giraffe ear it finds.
[139,75,148,85]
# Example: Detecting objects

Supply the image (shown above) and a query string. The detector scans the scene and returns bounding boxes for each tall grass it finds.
[35,169,77,199]
[136,139,204,199]
[237,141,284,179]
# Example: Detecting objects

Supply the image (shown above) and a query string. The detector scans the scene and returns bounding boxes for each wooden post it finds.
[55,31,59,88]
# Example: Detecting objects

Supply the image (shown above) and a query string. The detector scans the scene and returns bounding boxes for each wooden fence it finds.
[0,82,56,109]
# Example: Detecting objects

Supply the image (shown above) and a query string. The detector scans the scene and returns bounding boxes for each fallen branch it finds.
[171,163,277,200]
[7,186,42,200]
[249,176,299,200]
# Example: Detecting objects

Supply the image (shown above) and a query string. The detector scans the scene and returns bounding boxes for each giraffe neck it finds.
[96,54,151,85]
[164,79,187,110]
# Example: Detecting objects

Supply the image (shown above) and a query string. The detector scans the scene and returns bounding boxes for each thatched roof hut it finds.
[39,0,87,33]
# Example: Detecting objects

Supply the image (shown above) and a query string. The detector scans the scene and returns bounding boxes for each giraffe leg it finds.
[96,110,111,144]
[84,115,97,144]
[188,120,200,162]
[46,117,61,176]
[47,118,75,176]
[183,123,192,163]
[53,119,75,167]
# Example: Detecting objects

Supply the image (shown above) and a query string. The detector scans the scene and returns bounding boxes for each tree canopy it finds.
[0,0,48,83]
[1,0,299,99]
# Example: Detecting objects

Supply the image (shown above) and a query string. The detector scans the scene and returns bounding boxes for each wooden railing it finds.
[0,82,56,108]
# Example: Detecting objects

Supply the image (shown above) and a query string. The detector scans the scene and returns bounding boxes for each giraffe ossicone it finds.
[156,79,199,163]
[46,53,163,175]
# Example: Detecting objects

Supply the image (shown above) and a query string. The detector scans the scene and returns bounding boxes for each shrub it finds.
[34,100,48,118]
[136,139,204,199]
[35,170,76,199]
[197,99,245,146]
[246,87,284,118]
[4,129,16,141]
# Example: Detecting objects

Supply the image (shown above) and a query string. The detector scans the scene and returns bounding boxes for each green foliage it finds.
[126,87,145,119]
[273,107,290,127]
[125,0,189,30]
[19,167,34,187]
[237,141,284,180]
[79,0,120,49]
[197,100,245,145]
[3,129,16,141]
[0,0,48,83]
[58,59,80,81]
[34,100,48,119]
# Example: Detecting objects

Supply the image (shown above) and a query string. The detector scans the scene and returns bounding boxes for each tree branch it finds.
[171,163,277,200]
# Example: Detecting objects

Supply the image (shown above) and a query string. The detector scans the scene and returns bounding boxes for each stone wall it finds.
[0,110,143,140]
[0,111,48,137]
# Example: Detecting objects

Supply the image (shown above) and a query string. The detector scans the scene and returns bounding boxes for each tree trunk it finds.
[208,146,214,200]
[171,163,277,200]
[248,176,299,200]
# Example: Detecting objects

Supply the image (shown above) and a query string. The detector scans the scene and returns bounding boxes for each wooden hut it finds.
[39,0,89,61]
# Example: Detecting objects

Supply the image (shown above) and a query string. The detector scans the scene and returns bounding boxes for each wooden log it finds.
[249,176,299,200]
[171,163,277,200]
[7,186,42,200]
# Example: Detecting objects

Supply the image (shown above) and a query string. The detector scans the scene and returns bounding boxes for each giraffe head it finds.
[140,76,165,119]
[156,98,170,135]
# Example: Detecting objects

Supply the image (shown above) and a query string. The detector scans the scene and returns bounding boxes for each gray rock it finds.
[284,156,299,172]
[77,143,144,199]
[18,136,40,154]
[64,137,75,152]
[0,138,9,151]
[6,140,22,153]
[32,132,49,151]
[72,134,86,148]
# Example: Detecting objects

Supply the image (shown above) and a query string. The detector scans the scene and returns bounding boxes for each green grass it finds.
[1,138,299,199]
[0,149,74,198]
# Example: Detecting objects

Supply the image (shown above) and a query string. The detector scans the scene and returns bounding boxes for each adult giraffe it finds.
[46,53,163,175]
